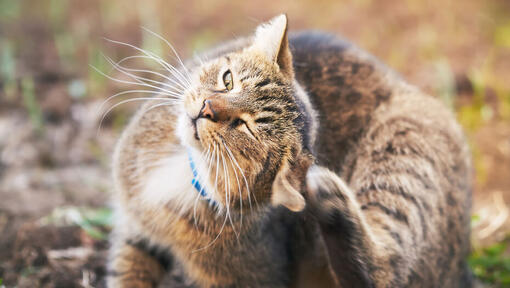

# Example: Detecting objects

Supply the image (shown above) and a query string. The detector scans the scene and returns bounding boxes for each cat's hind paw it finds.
[305,165,353,216]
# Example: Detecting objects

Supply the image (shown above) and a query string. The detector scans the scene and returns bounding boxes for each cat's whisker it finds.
[192,154,207,230]
[109,55,188,93]
[114,55,171,73]
[104,53,187,94]
[142,101,181,116]
[193,144,229,253]
[193,52,206,66]
[102,54,186,98]
[102,36,190,84]
[141,27,193,83]
[222,140,244,227]
[103,37,192,88]
[112,54,188,89]
[90,64,183,100]
[221,149,238,239]
[97,90,180,119]
[193,145,212,230]
[224,143,257,209]
[98,97,179,132]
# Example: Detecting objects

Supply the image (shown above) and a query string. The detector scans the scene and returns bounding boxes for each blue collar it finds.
[188,150,218,207]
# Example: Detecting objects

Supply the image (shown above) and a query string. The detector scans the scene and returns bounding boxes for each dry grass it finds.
[0,0,509,286]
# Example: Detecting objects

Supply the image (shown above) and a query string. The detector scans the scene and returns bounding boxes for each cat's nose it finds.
[198,99,217,121]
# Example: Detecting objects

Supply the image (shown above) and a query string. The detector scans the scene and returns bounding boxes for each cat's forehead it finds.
[197,50,274,81]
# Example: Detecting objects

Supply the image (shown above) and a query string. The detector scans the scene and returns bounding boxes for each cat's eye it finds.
[231,118,256,139]
[230,118,246,128]
[222,70,233,91]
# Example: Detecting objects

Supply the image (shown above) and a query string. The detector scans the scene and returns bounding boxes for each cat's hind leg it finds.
[306,165,390,288]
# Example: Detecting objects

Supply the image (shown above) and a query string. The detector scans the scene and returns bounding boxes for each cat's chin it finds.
[176,114,203,151]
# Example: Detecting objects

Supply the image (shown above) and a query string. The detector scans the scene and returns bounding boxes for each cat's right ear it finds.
[251,14,294,79]
[271,160,306,212]
[271,152,313,212]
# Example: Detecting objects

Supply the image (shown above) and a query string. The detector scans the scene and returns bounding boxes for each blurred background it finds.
[0,0,509,287]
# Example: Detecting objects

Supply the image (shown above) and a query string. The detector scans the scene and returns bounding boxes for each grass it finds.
[40,206,113,240]
[21,77,44,135]
[0,0,20,20]
[0,39,16,99]
[469,238,510,286]
[76,207,113,240]
[1,0,509,285]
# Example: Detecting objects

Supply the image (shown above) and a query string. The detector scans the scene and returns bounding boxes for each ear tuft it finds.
[271,152,313,212]
[271,169,306,212]
[251,14,294,78]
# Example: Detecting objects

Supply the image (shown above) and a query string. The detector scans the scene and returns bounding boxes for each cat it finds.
[107,14,472,287]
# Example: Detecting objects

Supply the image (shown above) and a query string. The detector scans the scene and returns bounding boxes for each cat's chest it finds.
[138,150,198,214]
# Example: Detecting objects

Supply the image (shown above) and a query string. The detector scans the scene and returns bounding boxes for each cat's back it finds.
[291,31,472,286]
[290,31,468,175]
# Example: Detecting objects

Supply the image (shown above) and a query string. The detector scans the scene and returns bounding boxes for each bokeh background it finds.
[1,0,509,286]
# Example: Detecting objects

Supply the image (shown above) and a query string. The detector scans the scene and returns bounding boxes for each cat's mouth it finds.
[191,117,200,141]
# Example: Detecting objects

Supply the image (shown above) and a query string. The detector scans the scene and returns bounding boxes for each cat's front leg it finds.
[305,165,381,288]
[107,235,171,288]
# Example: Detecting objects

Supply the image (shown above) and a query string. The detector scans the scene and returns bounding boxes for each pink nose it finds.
[199,100,216,121]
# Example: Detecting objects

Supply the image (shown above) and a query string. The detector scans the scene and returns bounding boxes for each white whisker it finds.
[224,143,257,208]
[193,143,229,253]
[142,102,181,115]
[90,64,183,101]
[103,37,192,87]
[104,54,187,93]
[221,149,238,239]
[193,145,212,230]
[113,55,189,91]
[101,54,186,98]
[141,27,193,83]
[98,97,178,132]
[97,90,180,118]
[224,141,244,228]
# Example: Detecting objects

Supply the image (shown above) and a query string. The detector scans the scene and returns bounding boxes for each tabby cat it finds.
[107,15,472,287]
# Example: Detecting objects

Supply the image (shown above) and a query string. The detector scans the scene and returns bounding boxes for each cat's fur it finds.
[107,15,472,287]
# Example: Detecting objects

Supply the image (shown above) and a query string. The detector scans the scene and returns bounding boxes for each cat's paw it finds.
[305,165,351,215]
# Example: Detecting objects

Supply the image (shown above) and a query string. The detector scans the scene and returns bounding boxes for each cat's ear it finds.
[271,154,312,212]
[251,14,294,78]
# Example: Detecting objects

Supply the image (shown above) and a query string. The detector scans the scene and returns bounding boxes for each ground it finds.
[0,0,509,287]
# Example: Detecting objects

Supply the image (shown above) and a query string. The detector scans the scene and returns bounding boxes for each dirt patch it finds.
[1,224,107,288]
[0,0,509,286]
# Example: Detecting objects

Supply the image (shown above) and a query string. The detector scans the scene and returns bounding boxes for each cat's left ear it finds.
[251,14,294,79]
[271,153,312,212]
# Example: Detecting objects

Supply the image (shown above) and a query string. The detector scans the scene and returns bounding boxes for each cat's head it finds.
[176,15,314,212]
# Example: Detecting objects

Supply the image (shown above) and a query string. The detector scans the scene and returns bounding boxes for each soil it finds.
[0,0,509,287]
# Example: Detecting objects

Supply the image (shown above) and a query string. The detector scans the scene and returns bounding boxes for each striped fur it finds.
[108,15,472,287]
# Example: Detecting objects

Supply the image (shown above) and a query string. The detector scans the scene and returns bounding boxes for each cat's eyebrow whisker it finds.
[102,54,186,97]
[141,27,193,83]
[102,38,192,89]
[109,55,188,92]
